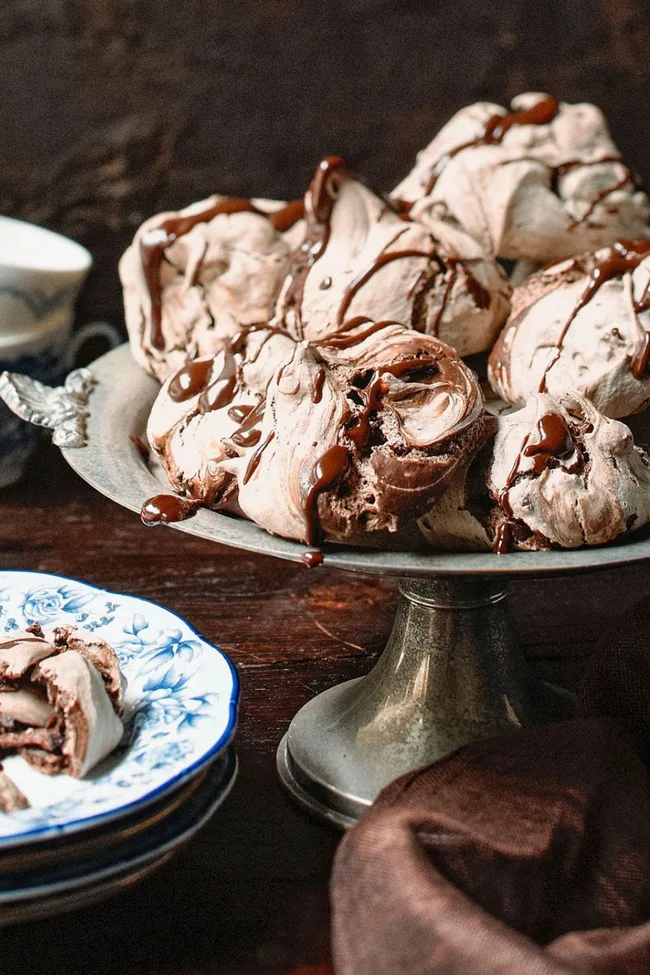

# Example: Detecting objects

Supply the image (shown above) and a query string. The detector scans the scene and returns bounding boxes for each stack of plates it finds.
[0,570,239,924]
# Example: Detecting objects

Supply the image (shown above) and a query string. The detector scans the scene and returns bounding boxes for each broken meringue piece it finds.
[419,392,650,552]
[0,627,124,782]
[119,195,305,382]
[0,625,56,686]
[0,766,29,812]
[25,651,124,779]
[273,157,510,356]
[488,240,650,418]
[395,93,650,262]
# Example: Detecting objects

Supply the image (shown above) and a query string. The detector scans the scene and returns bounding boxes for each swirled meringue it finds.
[394,93,650,262]
[488,240,650,418]
[119,196,305,382]
[273,158,510,356]
[147,321,492,546]
[419,392,650,551]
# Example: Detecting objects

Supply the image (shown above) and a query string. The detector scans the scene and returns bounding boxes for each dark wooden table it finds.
[1,442,648,974]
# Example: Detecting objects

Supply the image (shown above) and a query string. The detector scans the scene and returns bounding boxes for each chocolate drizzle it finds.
[243,432,275,485]
[141,199,262,351]
[278,157,353,336]
[168,358,214,402]
[140,494,200,526]
[198,351,238,413]
[539,239,650,392]
[140,198,304,353]
[424,96,560,193]
[495,410,575,553]
[303,445,350,545]
[337,247,437,325]
[312,368,326,404]
[345,355,442,450]
[567,174,633,230]
[301,551,324,568]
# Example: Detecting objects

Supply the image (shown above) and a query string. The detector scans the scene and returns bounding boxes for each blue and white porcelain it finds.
[0,216,91,337]
[0,750,237,905]
[0,216,120,487]
[0,571,239,847]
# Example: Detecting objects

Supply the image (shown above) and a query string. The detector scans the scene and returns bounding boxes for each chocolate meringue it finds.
[119,196,305,382]
[0,626,124,780]
[273,158,510,356]
[146,321,493,546]
[488,240,650,418]
[394,93,650,262]
[419,392,650,552]
[0,766,28,811]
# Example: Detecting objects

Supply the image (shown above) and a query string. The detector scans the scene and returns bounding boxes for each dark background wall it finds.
[3,0,650,330]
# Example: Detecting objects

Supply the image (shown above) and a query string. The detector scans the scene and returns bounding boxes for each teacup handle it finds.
[65,321,122,371]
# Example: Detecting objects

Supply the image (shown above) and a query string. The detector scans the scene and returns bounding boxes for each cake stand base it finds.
[277,576,574,829]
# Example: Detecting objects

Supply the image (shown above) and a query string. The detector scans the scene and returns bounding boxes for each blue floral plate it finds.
[0,571,239,847]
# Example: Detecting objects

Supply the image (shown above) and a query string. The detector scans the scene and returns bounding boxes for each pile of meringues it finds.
[119,93,650,554]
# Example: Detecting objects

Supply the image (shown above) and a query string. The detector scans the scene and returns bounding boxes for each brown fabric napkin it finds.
[331,614,650,974]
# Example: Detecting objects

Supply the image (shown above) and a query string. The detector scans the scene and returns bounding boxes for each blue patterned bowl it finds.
[0,571,239,847]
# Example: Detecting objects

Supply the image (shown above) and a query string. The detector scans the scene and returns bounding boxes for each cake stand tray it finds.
[27,345,650,827]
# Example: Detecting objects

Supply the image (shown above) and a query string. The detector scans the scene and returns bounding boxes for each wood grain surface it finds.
[0,442,648,972]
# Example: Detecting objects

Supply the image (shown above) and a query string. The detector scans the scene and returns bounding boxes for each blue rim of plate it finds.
[0,748,238,902]
[0,570,239,848]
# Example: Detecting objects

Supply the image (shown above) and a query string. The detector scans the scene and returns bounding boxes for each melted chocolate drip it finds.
[312,369,326,404]
[523,412,574,474]
[345,355,441,450]
[129,435,150,463]
[303,445,350,545]
[141,494,200,526]
[243,431,275,485]
[198,350,238,413]
[301,551,324,568]
[268,200,305,233]
[227,404,254,423]
[337,247,438,325]
[425,96,560,193]
[539,239,650,391]
[231,427,262,448]
[320,317,399,350]
[168,358,214,402]
[278,157,353,336]
[495,411,576,553]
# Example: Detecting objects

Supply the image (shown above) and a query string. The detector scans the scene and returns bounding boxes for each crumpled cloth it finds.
[331,613,650,974]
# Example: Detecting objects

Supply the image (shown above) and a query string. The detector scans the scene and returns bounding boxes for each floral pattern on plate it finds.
[0,571,239,846]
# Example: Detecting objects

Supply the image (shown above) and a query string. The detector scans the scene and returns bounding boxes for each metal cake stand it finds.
[11,344,650,829]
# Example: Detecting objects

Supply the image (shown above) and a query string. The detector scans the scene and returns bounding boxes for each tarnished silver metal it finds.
[277,576,574,827]
[24,345,650,827]
[0,367,95,447]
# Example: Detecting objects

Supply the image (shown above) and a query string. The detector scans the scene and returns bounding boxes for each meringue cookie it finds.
[0,767,28,811]
[395,93,650,262]
[119,196,304,381]
[419,392,650,551]
[148,321,492,546]
[0,627,125,779]
[273,157,510,356]
[488,240,650,418]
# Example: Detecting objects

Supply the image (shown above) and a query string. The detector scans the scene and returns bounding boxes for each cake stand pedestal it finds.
[4,344,648,830]
[277,576,573,827]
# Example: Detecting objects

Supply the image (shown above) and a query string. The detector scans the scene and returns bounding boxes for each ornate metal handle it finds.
[0,368,96,448]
